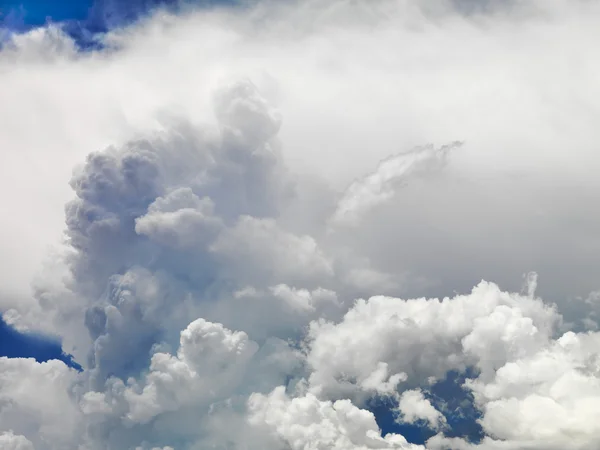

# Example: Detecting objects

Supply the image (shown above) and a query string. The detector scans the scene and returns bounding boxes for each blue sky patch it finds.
[0,316,81,370]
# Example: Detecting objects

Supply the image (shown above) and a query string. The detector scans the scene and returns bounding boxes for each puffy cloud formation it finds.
[305,281,557,400]
[0,431,35,450]
[398,390,445,430]
[248,387,425,449]
[2,0,600,449]
[0,358,81,448]
[461,331,600,449]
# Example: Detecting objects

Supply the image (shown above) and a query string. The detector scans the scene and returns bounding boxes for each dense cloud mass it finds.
[1,0,600,449]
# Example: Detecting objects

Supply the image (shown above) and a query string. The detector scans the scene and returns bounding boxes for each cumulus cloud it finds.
[0,431,35,450]
[119,318,258,424]
[2,0,600,449]
[0,358,81,448]
[462,331,600,449]
[135,187,223,249]
[398,390,445,430]
[248,386,425,450]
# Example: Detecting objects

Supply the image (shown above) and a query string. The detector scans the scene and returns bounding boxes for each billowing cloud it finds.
[248,386,426,450]
[1,0,600,449]
[135,187,223,249]
[305,281,556,396]
[0,358,81,448]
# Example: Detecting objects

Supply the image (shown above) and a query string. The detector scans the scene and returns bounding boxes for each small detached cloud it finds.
[331,142,462,227]
[398,390,446,431]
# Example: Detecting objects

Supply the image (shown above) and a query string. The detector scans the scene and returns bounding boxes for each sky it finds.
[1,0,600,449]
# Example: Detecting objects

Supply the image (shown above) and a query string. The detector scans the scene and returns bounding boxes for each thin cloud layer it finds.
[1,0,600,449]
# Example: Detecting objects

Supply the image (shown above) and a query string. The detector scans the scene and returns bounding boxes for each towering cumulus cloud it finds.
[1,0,600,449]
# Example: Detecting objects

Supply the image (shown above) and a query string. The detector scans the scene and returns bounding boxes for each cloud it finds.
[461,331,600,449]
[0,358,81,448]
[3,0,600,310]
[1,0,600,449]
[0,431,35,450]
[331,142,462,226]
[247,386,426,450]
[305,281,558,400]
[398,390,445,430]
[135,187,223,249]
[120,318,258,424]
[210,216,334,287]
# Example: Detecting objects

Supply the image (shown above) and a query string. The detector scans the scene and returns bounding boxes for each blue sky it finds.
[1,0,245,54]
[1,0,93,25]
[0,0,209,46]
[0,316,81,369]
[0,0,237,33]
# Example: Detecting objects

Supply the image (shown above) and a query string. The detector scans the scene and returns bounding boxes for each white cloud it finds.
[0,431,35,450]
[3,0,600,309]
[2,0,600,449]
[305,281,558,400]
[210,216,334,287]
[0,358,81,449]
[135,187,223,249]
[398,389,445,430]
[461,331,600,449]
[121,318,258,424]
[247,386,426,450]
[331,142,462,226]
